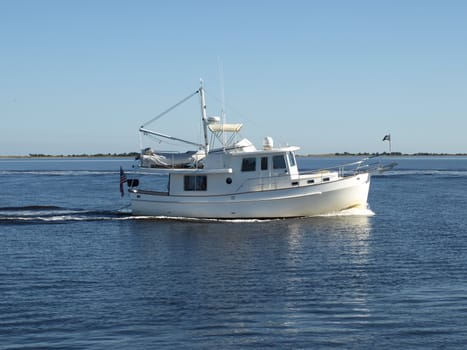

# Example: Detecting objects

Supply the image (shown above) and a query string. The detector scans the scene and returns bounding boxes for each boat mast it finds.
[199,82,210,154]
[218,59,227,149]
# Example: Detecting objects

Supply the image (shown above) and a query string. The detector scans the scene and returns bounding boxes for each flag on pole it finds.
[120,167,127,197]
[382,134,391,142]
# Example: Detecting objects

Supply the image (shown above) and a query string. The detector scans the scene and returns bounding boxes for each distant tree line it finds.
[299,152,467,157]
[333,152,404,156]
[28,152,140,158]
[333,152,467,156]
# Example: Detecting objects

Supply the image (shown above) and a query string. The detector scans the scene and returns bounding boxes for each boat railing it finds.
[350,156,397,174]
[303,156,396,177]
[300,157,374,177]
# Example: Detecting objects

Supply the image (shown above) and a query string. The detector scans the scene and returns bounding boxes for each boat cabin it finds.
[167,147,302,196]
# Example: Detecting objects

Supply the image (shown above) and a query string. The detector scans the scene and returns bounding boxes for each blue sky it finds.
[1,0,466,155]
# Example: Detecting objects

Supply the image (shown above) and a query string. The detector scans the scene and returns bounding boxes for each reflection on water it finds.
[118,214,375,346]
[281,216,373,335]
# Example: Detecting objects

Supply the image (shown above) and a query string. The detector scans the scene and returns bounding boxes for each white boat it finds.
[127,83,371,219]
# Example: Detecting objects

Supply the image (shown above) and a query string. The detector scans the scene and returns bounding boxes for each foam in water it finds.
[0,204,375,223]
[127,207,375,223]
[0,206,122,223]
[317,205,375,217]
[127,215,278,223]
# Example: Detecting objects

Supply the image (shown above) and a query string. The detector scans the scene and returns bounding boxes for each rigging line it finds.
[203,89,249,124]
[140,89,200,128]
[146,134,188,148]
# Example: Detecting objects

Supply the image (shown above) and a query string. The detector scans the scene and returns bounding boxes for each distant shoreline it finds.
[300,152,467,157]
[1,152,467,159]
[0,153,139,159]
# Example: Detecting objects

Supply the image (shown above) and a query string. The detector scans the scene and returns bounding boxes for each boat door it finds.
[259,154,287,190]
[259,156,271,190]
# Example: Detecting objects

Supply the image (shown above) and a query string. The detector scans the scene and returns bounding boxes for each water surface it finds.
[1,157,467,349]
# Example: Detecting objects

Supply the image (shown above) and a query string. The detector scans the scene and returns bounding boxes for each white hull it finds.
[130,173,370,219]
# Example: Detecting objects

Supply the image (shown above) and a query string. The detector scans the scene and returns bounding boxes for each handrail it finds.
[300,157,371,177]
[300,156,395,176]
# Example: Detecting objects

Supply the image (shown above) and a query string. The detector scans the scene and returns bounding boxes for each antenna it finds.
[218,57,226,147]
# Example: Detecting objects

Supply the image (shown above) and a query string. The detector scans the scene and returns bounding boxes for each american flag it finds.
[119,167,127,197]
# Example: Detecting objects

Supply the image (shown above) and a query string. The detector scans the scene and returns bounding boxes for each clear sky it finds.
[1,0,466,155]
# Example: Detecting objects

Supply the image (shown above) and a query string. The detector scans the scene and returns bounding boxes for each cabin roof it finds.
[227,146,300,156]
[208,123,243,133]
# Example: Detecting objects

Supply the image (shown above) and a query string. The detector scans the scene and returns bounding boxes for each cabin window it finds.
[184,175,207,191]
[273,155,286,169]
[241,157,256,172]
[261,157,268,170]
[287,152,296,167]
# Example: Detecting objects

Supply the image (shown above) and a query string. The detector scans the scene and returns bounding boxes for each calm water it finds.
[1,157,467,349]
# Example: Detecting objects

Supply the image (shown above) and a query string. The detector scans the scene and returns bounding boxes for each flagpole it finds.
[120,167,127,197]
[382,133,392,155]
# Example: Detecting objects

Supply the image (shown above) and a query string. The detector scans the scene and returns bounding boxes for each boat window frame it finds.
[272,155,287,170]
[184,175,207,191]
[241,157,257,172]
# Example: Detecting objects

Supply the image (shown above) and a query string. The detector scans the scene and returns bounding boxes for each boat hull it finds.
[129,173,371,219]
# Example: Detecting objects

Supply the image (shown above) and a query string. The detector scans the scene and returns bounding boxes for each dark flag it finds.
[120,167,127,197]
[382,134,391,142]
